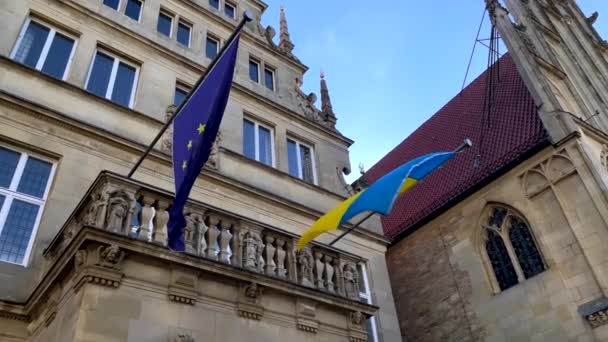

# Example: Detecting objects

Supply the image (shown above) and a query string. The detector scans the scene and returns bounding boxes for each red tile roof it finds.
[364,54,548,240]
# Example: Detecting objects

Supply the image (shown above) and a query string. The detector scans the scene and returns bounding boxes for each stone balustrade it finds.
[57,172,364,301]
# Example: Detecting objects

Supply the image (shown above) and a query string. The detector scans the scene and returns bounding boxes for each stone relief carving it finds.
[206,131,221,169]
[521,149,575,197]
[184,213,199,254]
[162,105,176,154]
[241,231,264,272]
[297,248,314,287]
[84,191,108,227]
[95,245,125,270]
[173,333,195,342]
[343,263,360,300]
[74,249,86,272]
[106,190,134,234]
[601,146,608,172]
[350,311,364,326]
[244,283,262,300]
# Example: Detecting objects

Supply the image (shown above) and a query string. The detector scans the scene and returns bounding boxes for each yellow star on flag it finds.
[197,123,206,135]
[182,160,188,170]
[187,140,193,150]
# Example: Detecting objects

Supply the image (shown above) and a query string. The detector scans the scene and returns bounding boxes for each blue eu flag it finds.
[168,33,241,251]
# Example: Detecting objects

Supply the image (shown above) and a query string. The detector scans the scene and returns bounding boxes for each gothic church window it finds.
[482,206,545,292]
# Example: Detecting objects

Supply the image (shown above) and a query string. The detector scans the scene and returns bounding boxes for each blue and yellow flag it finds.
[168,33,241,251]
[297,152,456,250]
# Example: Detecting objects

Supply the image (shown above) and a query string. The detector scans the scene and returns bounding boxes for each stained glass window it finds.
[483,206,545,292]
[510,217,545,278]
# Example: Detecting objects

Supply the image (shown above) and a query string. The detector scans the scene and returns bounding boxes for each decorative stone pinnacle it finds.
[320,72,337,128]
[279,4,295,53]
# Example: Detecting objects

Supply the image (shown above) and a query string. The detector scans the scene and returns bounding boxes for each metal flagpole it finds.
[127,12,253,178]
[328,138,473,247]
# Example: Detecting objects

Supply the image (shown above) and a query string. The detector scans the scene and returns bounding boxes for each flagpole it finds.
[127,12,253,178]
[328,138,473,247]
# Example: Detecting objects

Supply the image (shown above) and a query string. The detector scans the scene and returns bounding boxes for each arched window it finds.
[482,206,546,292]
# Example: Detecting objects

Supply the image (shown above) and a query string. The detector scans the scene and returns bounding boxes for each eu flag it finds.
[167,33,241,251]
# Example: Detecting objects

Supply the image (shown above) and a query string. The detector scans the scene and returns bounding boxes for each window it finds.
[124,0,143,21]
[0,146,55,266]
[224,1,236,19]
[482,206,546,292]
[206,35,220,59]
[358,264,379,342]
[85,50,139,108]
[174,83,190,107]
[11,19,76,80]
[209,0,219,10]
[177,20,191,47]
[157,10,173,37]
[249,59,260,83]
[287,138,316,184]
[243,118,274,167]
[264,67,275,91]
[103,0,120,10]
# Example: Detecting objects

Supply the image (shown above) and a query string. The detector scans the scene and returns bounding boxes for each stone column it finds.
[206,215,221,261]
[153,199,170,246]
[138,196,155,241]
[276,238,287,278]
[314,251,325,290]
[219,220,233,264]
[265,236,276,276]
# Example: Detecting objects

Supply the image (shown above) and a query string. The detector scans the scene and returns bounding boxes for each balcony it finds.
[32,171,376,341]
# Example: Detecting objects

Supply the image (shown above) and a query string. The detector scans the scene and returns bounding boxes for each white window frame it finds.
[224,1,236,19]
[0,145,56,267]
[158,9,174,38]
[84,49,140,108]
[124,0,143,22]
[10,17,78,81]
[205,35,220,59]
[249,58,261,83]
[244,118,276,167]
[359,263,379,342]
[177,19,192,47]
[287,138,317,185]
[103,0,122,11]
[264,66,276,91]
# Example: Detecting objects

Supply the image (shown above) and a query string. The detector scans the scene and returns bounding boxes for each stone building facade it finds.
[0,0,401,341]
[363,0,608,341]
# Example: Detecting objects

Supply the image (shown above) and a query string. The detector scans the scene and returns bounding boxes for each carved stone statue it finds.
[105,190,133,234]
[162,105,176,154]
[350,311,364,326]
[74,250,86,272]
[241,231,263,272]
[343,264,360,299]
[84,192,107,227]
[206,132,221,169]
[197,217,209,256]
[244,283,262,300]
[95,245,125,270]
[184,214,198,254]
[297,248,314,287]
[276,238,287,278]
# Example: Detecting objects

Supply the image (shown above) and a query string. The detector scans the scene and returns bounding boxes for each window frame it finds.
[157,9,174,38]
[248,58,261,83]
[358,263,379,342]
[0,144,57,267]
[102,0,121,11]
[124,0,144,22]
[243,117,276,168]
[263,65,276,91]
[479,205,547,294]
[205,34,220,59]
[176,19,192,48]
[84,48,140,108]
[209,0,220,10]
[10,17,78,81]
[174,82,191,107]
[224,1,237,19]
[287,137,317,185]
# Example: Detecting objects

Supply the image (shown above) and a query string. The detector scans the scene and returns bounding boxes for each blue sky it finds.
[261,1,608,182]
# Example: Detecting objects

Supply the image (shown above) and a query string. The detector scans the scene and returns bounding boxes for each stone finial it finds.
[279,5,294,53]
[320,71,337,128]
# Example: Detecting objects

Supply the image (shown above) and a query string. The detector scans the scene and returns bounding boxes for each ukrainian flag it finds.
[297,152,457,250]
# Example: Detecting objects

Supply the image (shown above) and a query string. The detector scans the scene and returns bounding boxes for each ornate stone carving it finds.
[218,221,233,264]
[587,11,599,25]
[238,282,264,320]
[206,218,220,261]
[343,263,360,300]
[314,251,325,290]
[184,213,198,254]
[206,132,221,169]
[106,190,134,234]
[153,200,170,245]
[173,332,195,342]
[601,146,608,172]
[240,230,264,272]
[264,236,276,275]
[95,245,125,271]
[324,255,335,293]
[514,23,539,55]
[83,191,108,227]
[521,150,575,197]
[162,105,176,154]
[264,25,277,48]
[587,309,608,328]
[74,249,86,272]
[350,311,364,326]
[297,248,314,287]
